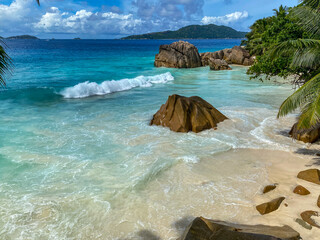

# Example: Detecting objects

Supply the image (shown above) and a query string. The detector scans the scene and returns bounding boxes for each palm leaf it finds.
[299,0,320,9]
[278,73,320,119]
[0,40,12,88]
[292,6,320,37]
[297,89,320,129]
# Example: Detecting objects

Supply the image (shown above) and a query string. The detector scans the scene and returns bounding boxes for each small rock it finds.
[293,185,311,195]
[297,169,320,185]
[301,211,320,228]
[317,195,320,208]
[285,203,289,207]
[208,58,231,70]
[256,197,285,215]
[295,218,312,230]
[263,185,276,194]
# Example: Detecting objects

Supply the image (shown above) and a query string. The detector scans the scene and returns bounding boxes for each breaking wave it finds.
[61,72,174,98]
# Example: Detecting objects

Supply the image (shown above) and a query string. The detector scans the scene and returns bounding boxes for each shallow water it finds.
[0,39,308,239]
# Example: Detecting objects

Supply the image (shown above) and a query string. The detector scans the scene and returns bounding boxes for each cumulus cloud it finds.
[201,11,249,25]
[34,7,143,35]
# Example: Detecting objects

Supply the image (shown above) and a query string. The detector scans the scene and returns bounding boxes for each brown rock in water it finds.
[293,185,311,195]
[209,58,231,71]
[297,169,320,185]
[256,197,285,215]
[263,185,277,194]
[318,195,320,208]
[154,41,202,68]
[289,123,320,143]
[179,217,301,240]
[243,56,255,66]
[301,211,320,228]
[150,94,228,133]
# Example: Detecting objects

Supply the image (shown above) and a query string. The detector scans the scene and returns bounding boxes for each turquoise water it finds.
[0,39,304,239]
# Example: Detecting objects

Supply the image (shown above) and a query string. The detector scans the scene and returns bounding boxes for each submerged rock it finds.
[179,217,301,240]
[263,184,277,194]
[154,41,202,68]
[297,169,320,185]
[150,94,228,133]
[289,123,320,143]
[256,197,285,215]
[293,185,311,195]
[209,58,231,71]
[301,211,320,228]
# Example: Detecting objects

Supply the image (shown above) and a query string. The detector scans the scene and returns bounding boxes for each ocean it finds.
[0,39,305,239]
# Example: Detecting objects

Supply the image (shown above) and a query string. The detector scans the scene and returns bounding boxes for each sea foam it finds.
[60,72,174,98]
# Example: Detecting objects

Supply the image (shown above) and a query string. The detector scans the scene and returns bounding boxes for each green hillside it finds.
[122,24,247,40]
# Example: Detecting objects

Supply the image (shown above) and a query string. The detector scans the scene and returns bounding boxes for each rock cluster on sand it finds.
[154,41,202,68]
[289,122,320,143]
[293,185,311,195]
[150,94,228,133]
[200,46,254,66]
[179,217,301,240]
[154,41,254,69]
[256,197,285,215]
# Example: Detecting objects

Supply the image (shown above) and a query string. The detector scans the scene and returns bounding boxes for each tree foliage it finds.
[242,5,310,82]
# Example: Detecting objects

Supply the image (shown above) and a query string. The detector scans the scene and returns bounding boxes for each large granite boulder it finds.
[150,94,228,133]
[154,41,202,68]
[201,46,253,67]
[209,58,231,71]
[297,169,320,185]
[289,123,320,143]
[256,197,285,215]
[179,217,301,240]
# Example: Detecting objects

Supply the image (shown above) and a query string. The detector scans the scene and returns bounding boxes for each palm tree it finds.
[274,0,320,130]
[0,0,40,87]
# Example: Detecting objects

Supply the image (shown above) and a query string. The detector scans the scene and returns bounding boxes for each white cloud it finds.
[34,8,143,35]
[201,11,249,25]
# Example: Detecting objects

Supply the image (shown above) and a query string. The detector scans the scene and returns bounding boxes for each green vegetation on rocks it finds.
[122,24,247,39]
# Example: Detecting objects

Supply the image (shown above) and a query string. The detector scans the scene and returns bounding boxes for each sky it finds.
[0,0,298,39]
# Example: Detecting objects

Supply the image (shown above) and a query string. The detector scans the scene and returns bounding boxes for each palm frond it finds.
[297,89,320,129]
[0,40,12,87]
[270,39,320,69]
[292,6,320,37]
[299,0,320,9]
[36,0,40,5]
[278,73,320,118]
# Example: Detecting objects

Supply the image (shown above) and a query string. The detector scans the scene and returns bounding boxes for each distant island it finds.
[121,24,247,40]
[74,37,81,40]
[6,35,39,40]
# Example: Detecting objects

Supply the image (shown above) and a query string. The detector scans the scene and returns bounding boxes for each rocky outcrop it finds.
[263,184,277,194]
[209,59,231,70]
[293,185,310,195]
[256,197,285,215]
[289,123,320,143]
[150,94,228,133]
[301,211,320,228]
[201,46,254,67]
[179,217,301,240]
[154,41,202,68]
[297,169,320,185]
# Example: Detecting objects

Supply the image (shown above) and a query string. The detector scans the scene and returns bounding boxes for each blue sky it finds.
[0,0,297,39]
